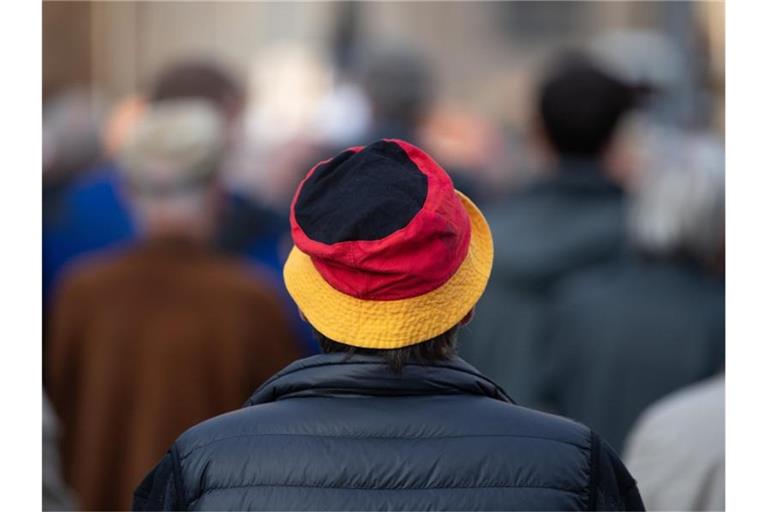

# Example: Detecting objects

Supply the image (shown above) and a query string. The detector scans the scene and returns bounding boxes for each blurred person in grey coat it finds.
[536,135,725,451]
[459,55,636,406]
[624,374,725,511]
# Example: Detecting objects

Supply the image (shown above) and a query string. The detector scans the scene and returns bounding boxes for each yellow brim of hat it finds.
[283,190,494,349]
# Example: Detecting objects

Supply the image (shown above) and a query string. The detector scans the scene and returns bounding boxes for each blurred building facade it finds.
[44,1,723,134]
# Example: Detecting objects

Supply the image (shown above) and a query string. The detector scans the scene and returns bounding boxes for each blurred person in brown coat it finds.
[46,100,302,511]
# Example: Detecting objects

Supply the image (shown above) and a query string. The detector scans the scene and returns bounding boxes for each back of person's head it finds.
[149,59,244,121]
[628,134,724,268]
[360,46,434,129]
[283,139,493,372]
[314,327,460,373]
[537,54,635,159]
[118,99,225,238]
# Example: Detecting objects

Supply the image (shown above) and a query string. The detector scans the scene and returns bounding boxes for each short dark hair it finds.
[538,55,635,158]
[149,60,244,118]
[314,325,459,373]
[360,47,434,127]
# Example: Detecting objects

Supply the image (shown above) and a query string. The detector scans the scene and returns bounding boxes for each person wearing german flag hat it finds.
[135,139,644,511]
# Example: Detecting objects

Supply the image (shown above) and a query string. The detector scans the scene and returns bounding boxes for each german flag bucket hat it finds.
[284,139,494,349]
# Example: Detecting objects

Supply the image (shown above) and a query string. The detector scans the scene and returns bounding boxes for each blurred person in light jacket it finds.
[459,55,636,407]
[46,100,302,511]
[537,135,725,451]
[624,374,724,511]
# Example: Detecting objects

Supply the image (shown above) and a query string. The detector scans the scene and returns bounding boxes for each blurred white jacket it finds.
[624,374,725,511]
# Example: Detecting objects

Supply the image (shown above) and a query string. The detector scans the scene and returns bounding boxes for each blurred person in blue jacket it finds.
[42,88,111,303]
[537,135,725,451]
[459,55,636,406]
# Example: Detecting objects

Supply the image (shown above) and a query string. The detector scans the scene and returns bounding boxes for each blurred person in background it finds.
[42,88,106,195]
[42,88,109,302]
[623,374,724,511]
[42,60,244,306]
[42,59,317,353]
[152,61,316,351]
[254,44,437,211]
[358,45,481,198]
[459,55,636,407]
[42,94,151,310]
[134,139,643,512]
[250,43,489,217]
[359,45,434,144]
[537,136,725,451]
[46,100,302,511]
[244,43,484,218]
[150,60,292,279]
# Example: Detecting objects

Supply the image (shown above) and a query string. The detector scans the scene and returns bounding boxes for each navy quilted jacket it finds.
[134,354,644,511]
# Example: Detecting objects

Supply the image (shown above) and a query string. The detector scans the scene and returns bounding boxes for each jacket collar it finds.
[245,353,514,406]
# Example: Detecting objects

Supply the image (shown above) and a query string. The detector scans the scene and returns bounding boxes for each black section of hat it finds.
[295,140,428,244]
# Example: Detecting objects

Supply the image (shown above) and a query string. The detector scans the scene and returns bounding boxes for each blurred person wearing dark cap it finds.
[46,100,302,511]
[536,137,724,452]
[459,55,636,408]
[134,139,643,512]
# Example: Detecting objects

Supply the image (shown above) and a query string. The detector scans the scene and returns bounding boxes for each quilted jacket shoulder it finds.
[135,354,643,511]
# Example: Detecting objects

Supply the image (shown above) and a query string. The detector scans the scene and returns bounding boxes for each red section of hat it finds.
[289,139,471,301]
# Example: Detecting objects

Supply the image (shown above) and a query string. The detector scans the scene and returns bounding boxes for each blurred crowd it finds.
[43,12,724,512]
